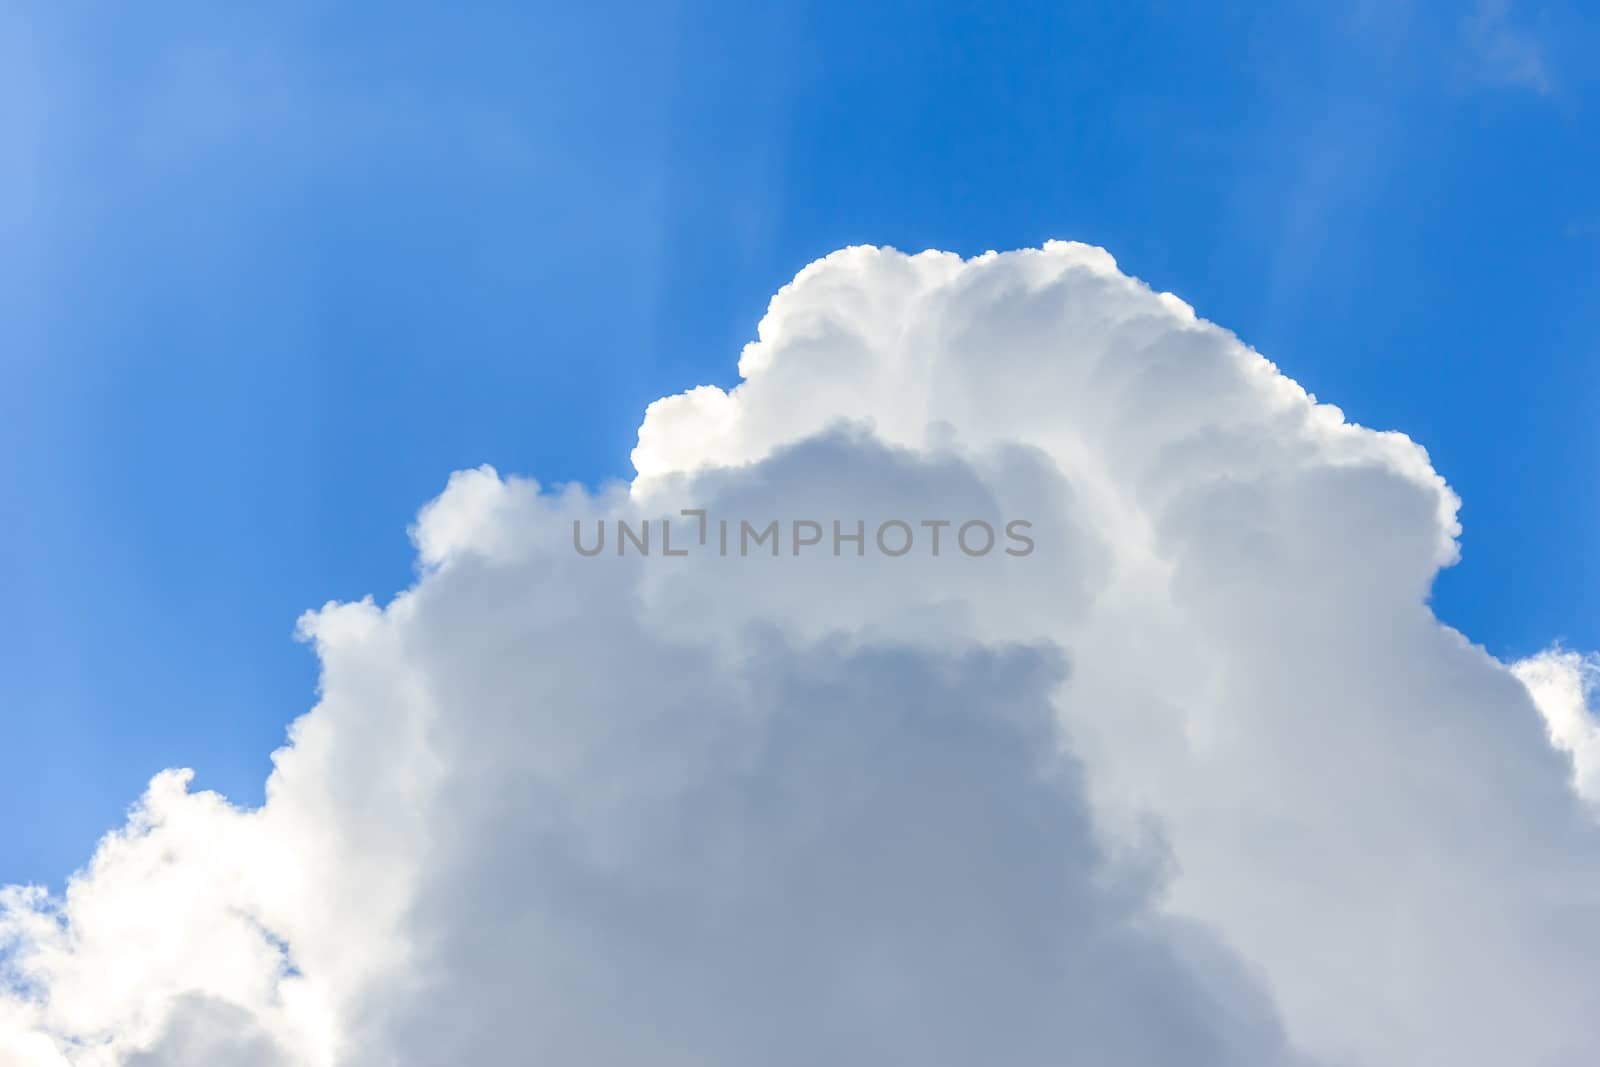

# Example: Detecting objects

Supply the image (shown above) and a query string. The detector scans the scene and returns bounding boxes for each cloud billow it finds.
[2,243,1596,1067]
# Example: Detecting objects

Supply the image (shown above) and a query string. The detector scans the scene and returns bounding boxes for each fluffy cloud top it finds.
[1516,648,1600,804]
[3,243,1596,1066]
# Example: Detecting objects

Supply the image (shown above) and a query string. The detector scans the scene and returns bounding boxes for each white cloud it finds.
[1514,648,1600,803]
[3,242,1597,1066]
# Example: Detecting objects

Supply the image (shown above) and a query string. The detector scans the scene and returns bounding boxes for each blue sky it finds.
[2,0,1596,887]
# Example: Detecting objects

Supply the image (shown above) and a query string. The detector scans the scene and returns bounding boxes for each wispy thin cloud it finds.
[1463,0,1553,94]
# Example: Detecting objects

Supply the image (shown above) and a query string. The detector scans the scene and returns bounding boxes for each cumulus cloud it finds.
[1515,648,1600,803]
[3,242,1597,1066]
